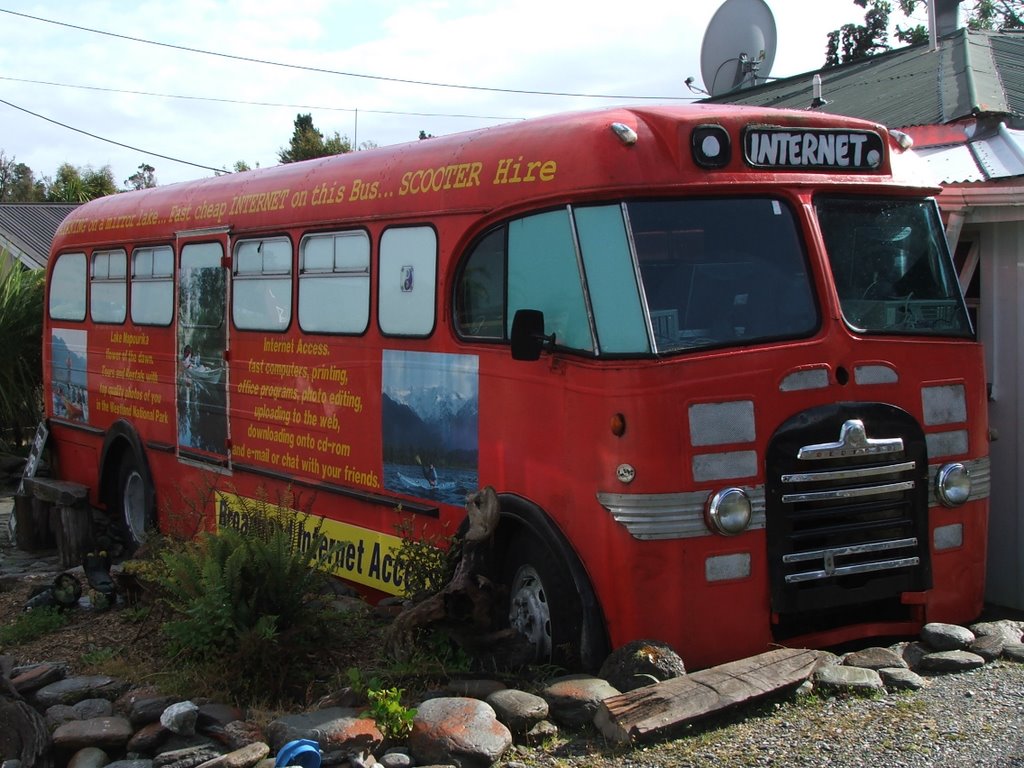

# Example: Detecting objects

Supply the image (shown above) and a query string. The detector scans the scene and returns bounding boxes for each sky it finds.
[0,0,933,188]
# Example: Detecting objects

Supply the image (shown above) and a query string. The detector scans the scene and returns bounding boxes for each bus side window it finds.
[90,249,127,324]
[379,226,437,337]
[49,252,87,321]
[455,228,506,339]
[131,246,174,326]
[299,231,370,334]
[232,237,292,331]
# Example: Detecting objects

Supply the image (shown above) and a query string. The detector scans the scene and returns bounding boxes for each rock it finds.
[75,699,115,720]
[969,620,1023,645]
[918,650,987,672]
[813,665,885,695]
[192,742,268,768]
[118,691,181,728]
[1003,642,1024,663]
[878,668,926,691]
[152,746,223,768]
[105,762,154,768]
[921,622,975,652]
[67,747,111,768]
[843,647,907,671]
[541,675,621,727]
[34,676,131,708]
[196,704,245,732]
[52,717,135,752]
[891,641,930,670]
[11,663,66,695]
[378,748,412,768]
[127,722,171,755]
[598,639,686,693]
[161,702,200,736]
[45,704,80,730]
[264,707,382,755]
[408,697,511,768]
[969,634,1005,662]
[485,689,548,737]
[523,720,558,744]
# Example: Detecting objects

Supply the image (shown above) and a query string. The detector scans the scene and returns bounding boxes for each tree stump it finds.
[13,494,51,551]
[383,486,528,664]
[21,478,92,569]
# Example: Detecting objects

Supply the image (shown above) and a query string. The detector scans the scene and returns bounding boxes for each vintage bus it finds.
[43,104,989,670]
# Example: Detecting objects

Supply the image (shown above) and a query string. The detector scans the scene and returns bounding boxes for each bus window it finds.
[90,249,127,324]
[131,246,174,326]
[627,198,817,352]
[455,228,505,339]
[508,209,593,353]
[49,251,87,321]
[379,226,437,337]
[299,231,370,334]
[575,205,649,354]
[817,196,973,336]
[232,237,292,331]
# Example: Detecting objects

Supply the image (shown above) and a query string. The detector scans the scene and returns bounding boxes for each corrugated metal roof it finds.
[0,203,79,269]
[913,124,1024,183]
[706,29,1023,129]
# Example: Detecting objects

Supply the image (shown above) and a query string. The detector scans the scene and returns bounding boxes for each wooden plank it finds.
[22,477,88,507]
[594,647,821,744]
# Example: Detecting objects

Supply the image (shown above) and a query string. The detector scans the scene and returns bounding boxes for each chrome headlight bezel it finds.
[705,487,752,536]
[936,462,971,507]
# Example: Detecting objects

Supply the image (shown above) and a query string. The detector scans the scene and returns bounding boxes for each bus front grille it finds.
[766,403,932,638]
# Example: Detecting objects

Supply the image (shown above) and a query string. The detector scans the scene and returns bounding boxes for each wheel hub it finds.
[509,564,552,660]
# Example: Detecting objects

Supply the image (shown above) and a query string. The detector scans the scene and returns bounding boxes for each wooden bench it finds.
[15,478,93,570]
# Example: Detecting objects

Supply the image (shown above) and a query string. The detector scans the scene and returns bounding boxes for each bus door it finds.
[175,231,230,464]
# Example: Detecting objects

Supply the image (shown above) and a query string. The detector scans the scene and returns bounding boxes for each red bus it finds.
[44,105,989,670]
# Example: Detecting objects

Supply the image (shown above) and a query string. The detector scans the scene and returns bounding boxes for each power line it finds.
[0,75,526,122]
[0,7,685,101]
[0,98,227,174]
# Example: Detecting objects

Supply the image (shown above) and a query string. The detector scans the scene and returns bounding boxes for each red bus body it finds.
[43,105,989,670]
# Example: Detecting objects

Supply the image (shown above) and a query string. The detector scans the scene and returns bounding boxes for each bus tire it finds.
[503,531,584,668]
[117,456,153,553]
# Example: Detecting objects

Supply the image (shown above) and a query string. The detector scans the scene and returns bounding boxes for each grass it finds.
[0,606,68,646]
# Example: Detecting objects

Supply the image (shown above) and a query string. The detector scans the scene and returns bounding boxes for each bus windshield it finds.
[628,198,818,354]
[816,196,973,337]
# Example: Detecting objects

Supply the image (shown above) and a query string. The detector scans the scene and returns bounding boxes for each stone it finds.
[918,650,987,672]
[152,746,223,768]
[53,716,135,752]
[75,698,115,720]
[378,749,412,768]
[105,762,154,768]
[11,662,66,694]
[196,704,245,732]
[213,721,264,752]
[969,634,1005,662]
[264,707,382,755]
[969,620,1024,645]
[843,647,907,671]
[192,742,269,768]
[445,679,506,699]
[119,691,181,728]
[485,689,549,736]
[1003,642,1024,663]
[127,722,170,755]
[408,697,512,768]
[67,747,111,768]
[541,675,621,727]
[921,622,975,652]
[523,720,558,744]
[891,641,930,670]
[878,667,926,691]
[598,639,686,693]
[34,676,131,708]
[161,702,200,736]
[813,664,885,694]
[46,703,80,730]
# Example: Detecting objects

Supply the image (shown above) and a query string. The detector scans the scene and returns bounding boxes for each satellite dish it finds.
[700,0,778,97]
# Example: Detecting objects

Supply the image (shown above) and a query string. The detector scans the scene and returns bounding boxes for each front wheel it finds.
[117,456,154,553]
[504,532,584,668]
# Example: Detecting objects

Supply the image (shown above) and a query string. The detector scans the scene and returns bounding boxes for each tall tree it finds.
[0,152,42,202]
[826,0,1024,66]
[278,113,352,164]
[125,163,157,190]
[45,163,118,202]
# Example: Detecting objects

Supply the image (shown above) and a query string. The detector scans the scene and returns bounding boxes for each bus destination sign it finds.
[743,126,885,171]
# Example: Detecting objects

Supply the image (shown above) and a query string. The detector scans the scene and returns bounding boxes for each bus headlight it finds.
[705,487,752,536]
[936,463,971,507]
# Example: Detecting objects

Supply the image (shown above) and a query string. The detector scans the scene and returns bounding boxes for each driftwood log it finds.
[383,486,531,666]
[0,663,52,768]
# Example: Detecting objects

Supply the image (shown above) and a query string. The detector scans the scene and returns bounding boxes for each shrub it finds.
[0,606,67,646]
[0,263,43,448]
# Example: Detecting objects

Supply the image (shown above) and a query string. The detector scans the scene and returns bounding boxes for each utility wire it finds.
[0,7,685,101]
[0,97,227,173]
[0,75,526,121]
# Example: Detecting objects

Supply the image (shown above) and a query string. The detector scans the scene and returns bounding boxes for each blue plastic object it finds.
[274,739,322,768]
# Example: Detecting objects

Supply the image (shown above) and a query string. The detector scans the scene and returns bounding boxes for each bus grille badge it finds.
[616,464,636,484]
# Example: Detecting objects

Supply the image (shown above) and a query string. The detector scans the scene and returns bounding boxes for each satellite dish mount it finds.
[699,0,778,97]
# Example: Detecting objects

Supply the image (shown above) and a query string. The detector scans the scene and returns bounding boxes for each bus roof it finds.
[53,104,910,252]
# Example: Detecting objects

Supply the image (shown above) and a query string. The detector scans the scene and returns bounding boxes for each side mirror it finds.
[510,309,554,361]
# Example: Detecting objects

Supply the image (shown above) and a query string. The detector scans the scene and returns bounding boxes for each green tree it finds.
[826,0,1024,66]
[0,152,43,202]
[0,262,44,446]
[45,163,117,202]
[124,163,157,190]
[278,113,351,164]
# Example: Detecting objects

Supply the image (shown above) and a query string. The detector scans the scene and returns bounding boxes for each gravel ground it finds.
[505,659,1024,767]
